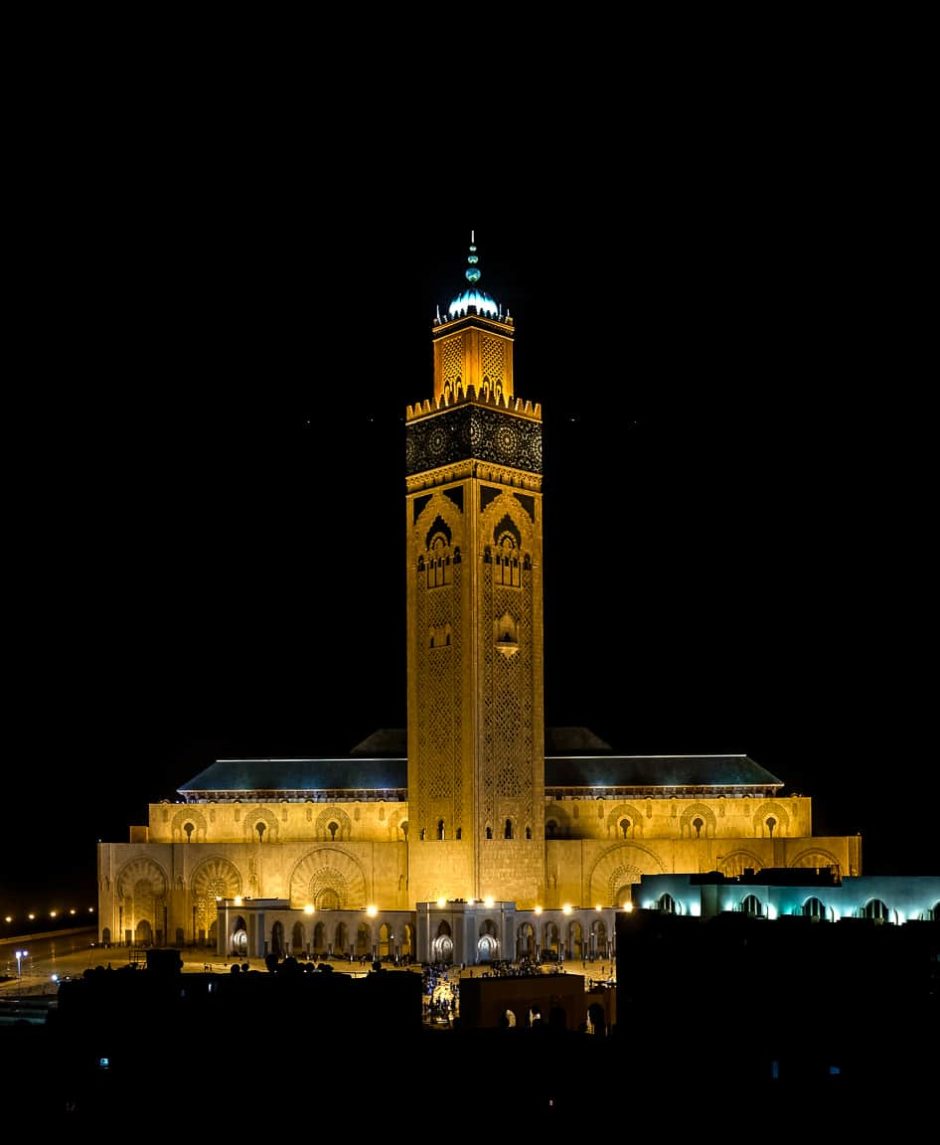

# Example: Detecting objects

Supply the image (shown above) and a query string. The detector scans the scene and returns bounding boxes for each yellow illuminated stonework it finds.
[96,241,862,962]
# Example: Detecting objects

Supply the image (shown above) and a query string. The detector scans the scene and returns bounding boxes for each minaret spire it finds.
[466,233,481,285]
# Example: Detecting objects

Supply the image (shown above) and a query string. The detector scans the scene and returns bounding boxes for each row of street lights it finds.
[2,908,95,924]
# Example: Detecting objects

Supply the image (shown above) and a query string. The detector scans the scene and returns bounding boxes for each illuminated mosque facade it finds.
[97,240,863,963]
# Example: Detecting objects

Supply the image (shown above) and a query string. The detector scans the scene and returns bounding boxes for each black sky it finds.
[5,63,934,915]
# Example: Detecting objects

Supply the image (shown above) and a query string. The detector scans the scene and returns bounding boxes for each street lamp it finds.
[15,950,28,978]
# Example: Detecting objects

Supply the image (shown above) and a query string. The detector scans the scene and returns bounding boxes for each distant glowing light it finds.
[467,899,474,906]
[484,896,495,909]
[88,907,94,913]
[234,896,243,907]
[366,905,378,918]
[28,913,35,920]
[562,904,573,916]
[436,897,447,908]
[69,909,76,916]
[534,906,543,915]
[303,904,315,915]
[767,904,778,920]
[595,904,602,912]
[4,916,11,923]
[623,902,634,913]
[50,911,57,918]
[51,974,59,983]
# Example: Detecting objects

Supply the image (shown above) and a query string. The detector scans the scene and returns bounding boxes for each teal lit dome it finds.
[446,237,500,318]
[448,286,499,318]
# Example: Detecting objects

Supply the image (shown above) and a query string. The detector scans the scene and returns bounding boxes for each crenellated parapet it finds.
[406,381,541,423]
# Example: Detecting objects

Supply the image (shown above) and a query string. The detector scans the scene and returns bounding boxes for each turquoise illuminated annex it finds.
[635,871,940,925]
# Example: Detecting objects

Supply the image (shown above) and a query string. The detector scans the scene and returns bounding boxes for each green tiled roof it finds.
[178,753,781,797]
[544,754,782,789]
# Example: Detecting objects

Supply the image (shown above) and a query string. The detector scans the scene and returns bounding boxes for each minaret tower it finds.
[406,236,544,906]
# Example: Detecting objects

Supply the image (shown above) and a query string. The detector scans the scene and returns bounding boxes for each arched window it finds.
[692,817,704,839]
[504,819,513,840]
[658,893,677,914]
[256,821,266,842]
[766,816,777,838]
[485,826,493,840]
[455,827,462,840]
[525,826,532,840]
[437,819,445,841]
[863,898,889,922]
[619,818,631,839]
[546,820,557,838]
[741,894,763,918]
[328,821,339,841]
[183,822,195,841]
[803,897,826,920]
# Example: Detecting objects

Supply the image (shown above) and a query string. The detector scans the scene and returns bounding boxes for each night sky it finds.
[5,88,933,917]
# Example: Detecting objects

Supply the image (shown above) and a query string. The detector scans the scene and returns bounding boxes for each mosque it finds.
[97,239,862,964]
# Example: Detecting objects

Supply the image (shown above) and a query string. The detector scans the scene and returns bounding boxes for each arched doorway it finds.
[477,934,498,962]
[271,921,285,957]
[378,923,391,958]
[615,886,633,910]
[432,919,454,963]
[591,919,607,957]
[292,922,305,953]
[658,893,677,914]
[803,897,826,919]
[231,916,248,956]
[355,923,371,958]
[543,922,560,957]
[517,922,536,960]
[313,922,326,954]
[401,923,413,958]
[135,919,153,946]
[102,927,111,945]
[863,898,889,922]
[568,921,583,959]
[335,922,349,955]
[741,895,763,918]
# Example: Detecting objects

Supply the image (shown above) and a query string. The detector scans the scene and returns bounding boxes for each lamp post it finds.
[15,950,28,979]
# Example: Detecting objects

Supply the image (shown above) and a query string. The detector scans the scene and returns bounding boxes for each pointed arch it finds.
[753,801,791,837]
[789,848,841,875]
[718,850,764,878]
[545,802,571,839]
[588,843,667,906]
[288,848,368,910]
[315,806,352,842]
[117,857,168,901]
[171,806,207,843]
[606,803,644,839]
[242,806,280,843]
[679,803,718,839]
